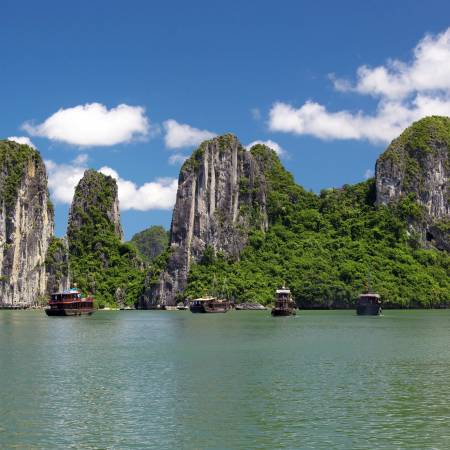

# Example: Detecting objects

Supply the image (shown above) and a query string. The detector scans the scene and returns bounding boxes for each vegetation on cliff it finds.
[67,170,144,307]
[0,140,44,211]
[129,226,169,262]
[185,143,450,308]
[378,116,450,194]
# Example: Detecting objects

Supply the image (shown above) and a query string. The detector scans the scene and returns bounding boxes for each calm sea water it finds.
[1,310,450,449]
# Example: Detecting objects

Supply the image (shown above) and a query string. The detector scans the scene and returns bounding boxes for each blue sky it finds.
[2,0,450,239]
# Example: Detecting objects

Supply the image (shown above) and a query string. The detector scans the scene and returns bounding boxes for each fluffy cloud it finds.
[246,139,284,155]
[7,136,36,148]
[163,119,216,149]
[45,155,177,210]
[334,29,450,99]
[45,156,87,204]
[269,28,450,144]
[168,153,188,165]
[98,167,177,211]
[23,103,149,147]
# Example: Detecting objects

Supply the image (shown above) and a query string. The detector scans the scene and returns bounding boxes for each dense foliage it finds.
[129,226,169,261]
[185,144,450,308]
[67,171,145,307]
[0,140,42,211]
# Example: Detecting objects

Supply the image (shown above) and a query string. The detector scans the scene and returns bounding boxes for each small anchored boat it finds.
[189,297,231,313]
[271,286,297,316]
[356,293,382,315]
[45,287,94,316]
[356,269,382,315]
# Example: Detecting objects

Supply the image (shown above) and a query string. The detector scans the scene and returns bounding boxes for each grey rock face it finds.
[375,116,449,248]
[140,134,268,307]
[0,141,53,306]
[115,286,125,308]
[45,236,70,295]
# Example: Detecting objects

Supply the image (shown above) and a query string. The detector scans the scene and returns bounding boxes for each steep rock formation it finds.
[67,170,143,306]
[376,116,449,250]
[68,169,123,245]
[140,134,268,307]
[0,140,53,305]
[45,236,70,295]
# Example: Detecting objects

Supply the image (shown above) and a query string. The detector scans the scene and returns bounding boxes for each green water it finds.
[1,310,450,449]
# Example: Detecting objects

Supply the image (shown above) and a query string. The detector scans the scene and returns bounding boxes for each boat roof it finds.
[52,288,81,295]
[192,296,216,301]
[276,289,291,294]
[359,293,380,298]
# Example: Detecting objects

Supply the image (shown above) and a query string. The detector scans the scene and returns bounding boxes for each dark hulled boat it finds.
[189,297,231,313]
[356,293,381,316]
[271,287,297,316]
[45,288,94,316]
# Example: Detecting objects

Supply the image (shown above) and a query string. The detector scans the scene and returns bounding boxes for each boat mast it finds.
[366,263,372,293]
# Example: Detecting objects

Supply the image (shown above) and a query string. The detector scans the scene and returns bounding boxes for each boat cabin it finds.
[271,287,297,316]
[356,293,381,315]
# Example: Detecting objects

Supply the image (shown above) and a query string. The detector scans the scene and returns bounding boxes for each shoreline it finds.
[2,306,450,312]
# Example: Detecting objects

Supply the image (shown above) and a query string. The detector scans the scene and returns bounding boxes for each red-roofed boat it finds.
[45,287,94,316]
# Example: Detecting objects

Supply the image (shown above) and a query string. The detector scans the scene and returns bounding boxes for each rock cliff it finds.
[0,140,53,305]
[375,116,449,250]
[140,134,268,307]
[45,236,70,295]
[68,169,123,247]
[67,169,143,306]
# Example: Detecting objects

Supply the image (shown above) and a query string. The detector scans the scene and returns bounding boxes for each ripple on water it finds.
[1,310,450,449]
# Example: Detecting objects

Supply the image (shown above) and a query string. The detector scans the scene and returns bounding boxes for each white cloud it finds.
[334,29,450,99]
[168,153,188,165]
[246,139,285,156]
[163,119,216,149]
[7,136,36,149]
[72,153,88,165]
[99,167,177,211]
[45,155,88,204]
[45,155,178,211]
[269,28,450,144]
[364,169,374,180]
[23,103,149,147]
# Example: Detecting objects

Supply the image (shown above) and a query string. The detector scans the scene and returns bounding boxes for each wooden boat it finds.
[189,297,231,313]
[271,287,297,316]
[45,288,94,316]
[177,303,189,310]
[356,293,381,315]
